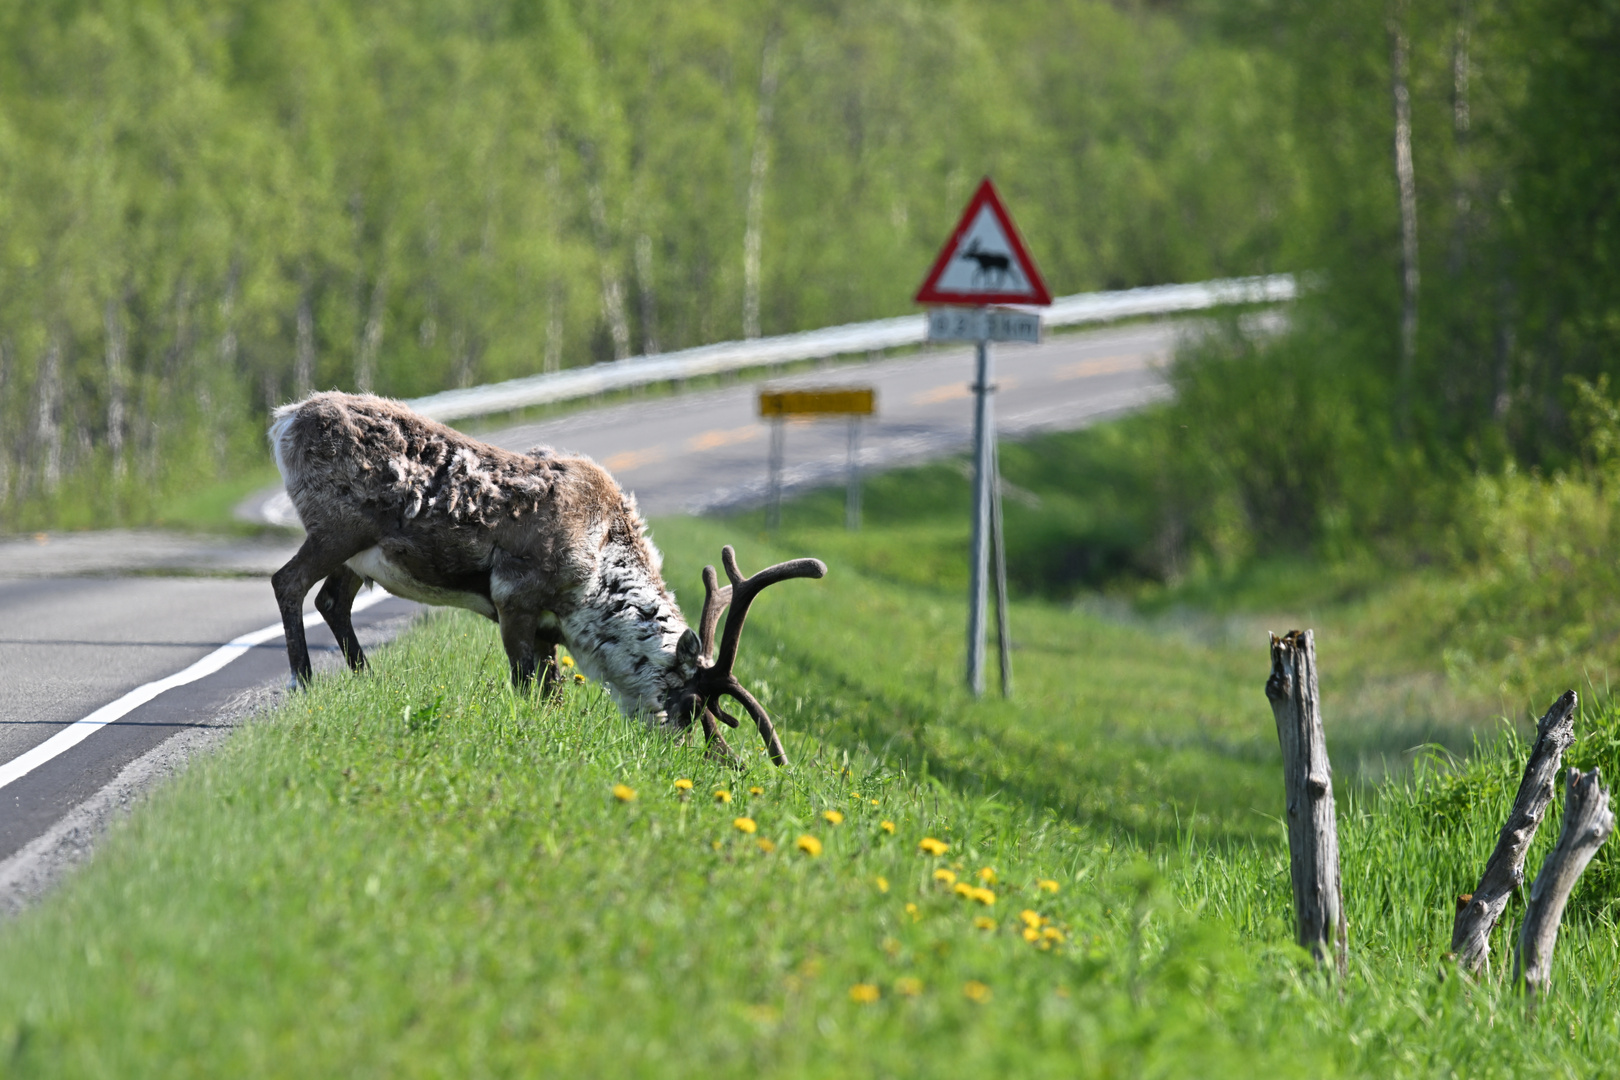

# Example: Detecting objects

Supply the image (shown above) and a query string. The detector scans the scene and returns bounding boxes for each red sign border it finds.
[914,177,1052,307]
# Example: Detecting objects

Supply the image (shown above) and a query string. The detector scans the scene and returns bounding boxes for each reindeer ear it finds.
[676,628,702,672]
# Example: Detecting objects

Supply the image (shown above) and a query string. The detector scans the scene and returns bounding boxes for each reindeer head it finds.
[666,545,827,766]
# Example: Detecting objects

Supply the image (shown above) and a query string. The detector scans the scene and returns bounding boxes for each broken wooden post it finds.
[1265,630,1348,977]
[1514,766,1615,1001]
[1451,690,1578,974]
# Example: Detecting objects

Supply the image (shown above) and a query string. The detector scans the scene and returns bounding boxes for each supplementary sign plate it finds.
[927,307,1041,343]
[758,387,876,417]
[914,178,1052,307]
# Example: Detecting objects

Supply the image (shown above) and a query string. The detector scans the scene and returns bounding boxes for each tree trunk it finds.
[295,269,316,395]
[357,272,387,393]
[1390,5,1420,437]
[1265,630,1348,976]
[635,233,660,356]
[104,298,127,481]
[1451,690,1577,973]
[35,337,62,495]
[742,32,781,341]
[586,176,631,361]
[1515,767,1615,1002]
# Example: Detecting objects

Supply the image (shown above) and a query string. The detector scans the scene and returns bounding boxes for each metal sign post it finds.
[965,324,999,696]
[758,387,876,534]
[913,177,1051,699]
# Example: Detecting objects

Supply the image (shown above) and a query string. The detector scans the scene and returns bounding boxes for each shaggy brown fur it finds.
[270,392,701,717]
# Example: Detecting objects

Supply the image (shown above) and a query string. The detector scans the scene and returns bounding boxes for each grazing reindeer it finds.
[269,391,823,764]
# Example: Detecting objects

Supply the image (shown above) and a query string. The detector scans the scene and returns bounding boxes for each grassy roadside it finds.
[3,507,1620,1074]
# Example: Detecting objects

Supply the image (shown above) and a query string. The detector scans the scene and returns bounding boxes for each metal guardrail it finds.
[407,273,1295,423]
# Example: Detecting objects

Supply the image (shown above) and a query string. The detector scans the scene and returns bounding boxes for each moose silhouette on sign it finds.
[959,239,1016,288]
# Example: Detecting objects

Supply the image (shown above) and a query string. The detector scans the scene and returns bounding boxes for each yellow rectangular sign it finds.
[758,387,876,417]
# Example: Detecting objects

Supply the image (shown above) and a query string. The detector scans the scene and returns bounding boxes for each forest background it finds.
[0,0,1615,590]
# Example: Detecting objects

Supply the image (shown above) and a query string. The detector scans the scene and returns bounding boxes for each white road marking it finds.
[0,587,393,792]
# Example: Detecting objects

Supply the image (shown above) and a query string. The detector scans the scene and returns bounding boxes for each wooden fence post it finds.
[1450,691,1576,974]
[1265,630,1348,977]
[1514,767,1615,1001]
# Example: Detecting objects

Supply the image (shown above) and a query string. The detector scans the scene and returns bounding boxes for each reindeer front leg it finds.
[497,603,542,689]
[534,631,564,698]
[315,566,368,672]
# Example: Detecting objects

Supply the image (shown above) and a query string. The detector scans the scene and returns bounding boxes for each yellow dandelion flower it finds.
[1037,879,1060,893]
[1042,927,1066,943]
[674,778,694,791]
[963,981,991,1003]
[714,789,732,803]
[849,983,880,1004]
[971,887,996,906]
[851,791,862,800]
[733,817,757,834]
[749,786,764,796]
[795,834,823,857]
[933,868,957,886]
[1019,909,1043,929]
[881,821,896,834]
[756,838,777,853]
[822,809,844,825]
[904,902,921,921]
[874,875,890,893]
[918,837,949,856]
[1022,926,1041,943]
[954,882,974,899]
[977,867,998,884]
[560,655,576,668]
[574,673,586,684]
[895,976,924,997]
[711,839,722,851]
[973,916,997,931]
[612,783,637,802]
[870,799,880,807]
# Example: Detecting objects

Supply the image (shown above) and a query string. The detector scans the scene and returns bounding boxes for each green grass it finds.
[7,430,1620,1075]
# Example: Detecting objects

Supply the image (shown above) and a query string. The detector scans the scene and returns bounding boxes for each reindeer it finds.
[268,391,823,764]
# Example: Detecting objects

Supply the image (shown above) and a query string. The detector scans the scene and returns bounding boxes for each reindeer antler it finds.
[677,545,826,766]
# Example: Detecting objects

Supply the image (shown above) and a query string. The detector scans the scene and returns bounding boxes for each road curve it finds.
[0,318,1177,879]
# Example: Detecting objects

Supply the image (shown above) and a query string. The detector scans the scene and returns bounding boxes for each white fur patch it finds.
[347,546,497,619]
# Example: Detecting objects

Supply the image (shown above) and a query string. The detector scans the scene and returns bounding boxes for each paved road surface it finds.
[0,318,1177,879]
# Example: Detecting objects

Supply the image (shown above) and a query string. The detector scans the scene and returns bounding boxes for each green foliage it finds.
[0,0,1297,532]
[7,512,1620,1073]
[1141,0,1620,565]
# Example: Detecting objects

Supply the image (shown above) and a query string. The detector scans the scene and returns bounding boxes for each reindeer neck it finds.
[559,525,689,716]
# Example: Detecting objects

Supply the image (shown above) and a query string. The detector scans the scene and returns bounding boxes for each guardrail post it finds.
[845,416,862,531]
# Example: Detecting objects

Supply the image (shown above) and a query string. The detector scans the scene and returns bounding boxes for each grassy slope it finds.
[4,439,1620,1074]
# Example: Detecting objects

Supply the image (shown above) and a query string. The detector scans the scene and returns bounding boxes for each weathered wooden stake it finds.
[1265,630,1348,976]
[1514,767,1615,1001]
[1450,690,1576,974]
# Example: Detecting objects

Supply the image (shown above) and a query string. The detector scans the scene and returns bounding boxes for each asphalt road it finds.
[0,318,1178,873]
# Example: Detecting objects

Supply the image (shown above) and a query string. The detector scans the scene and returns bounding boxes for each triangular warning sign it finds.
[915,178,1052,307]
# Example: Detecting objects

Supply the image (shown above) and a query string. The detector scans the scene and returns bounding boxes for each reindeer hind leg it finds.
[272,534,362,688]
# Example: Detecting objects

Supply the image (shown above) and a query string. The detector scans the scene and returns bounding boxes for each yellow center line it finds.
[910,377,1019,406]
[687,425,763,452]
[602,446,666,473]
[1054,354,1147,380]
